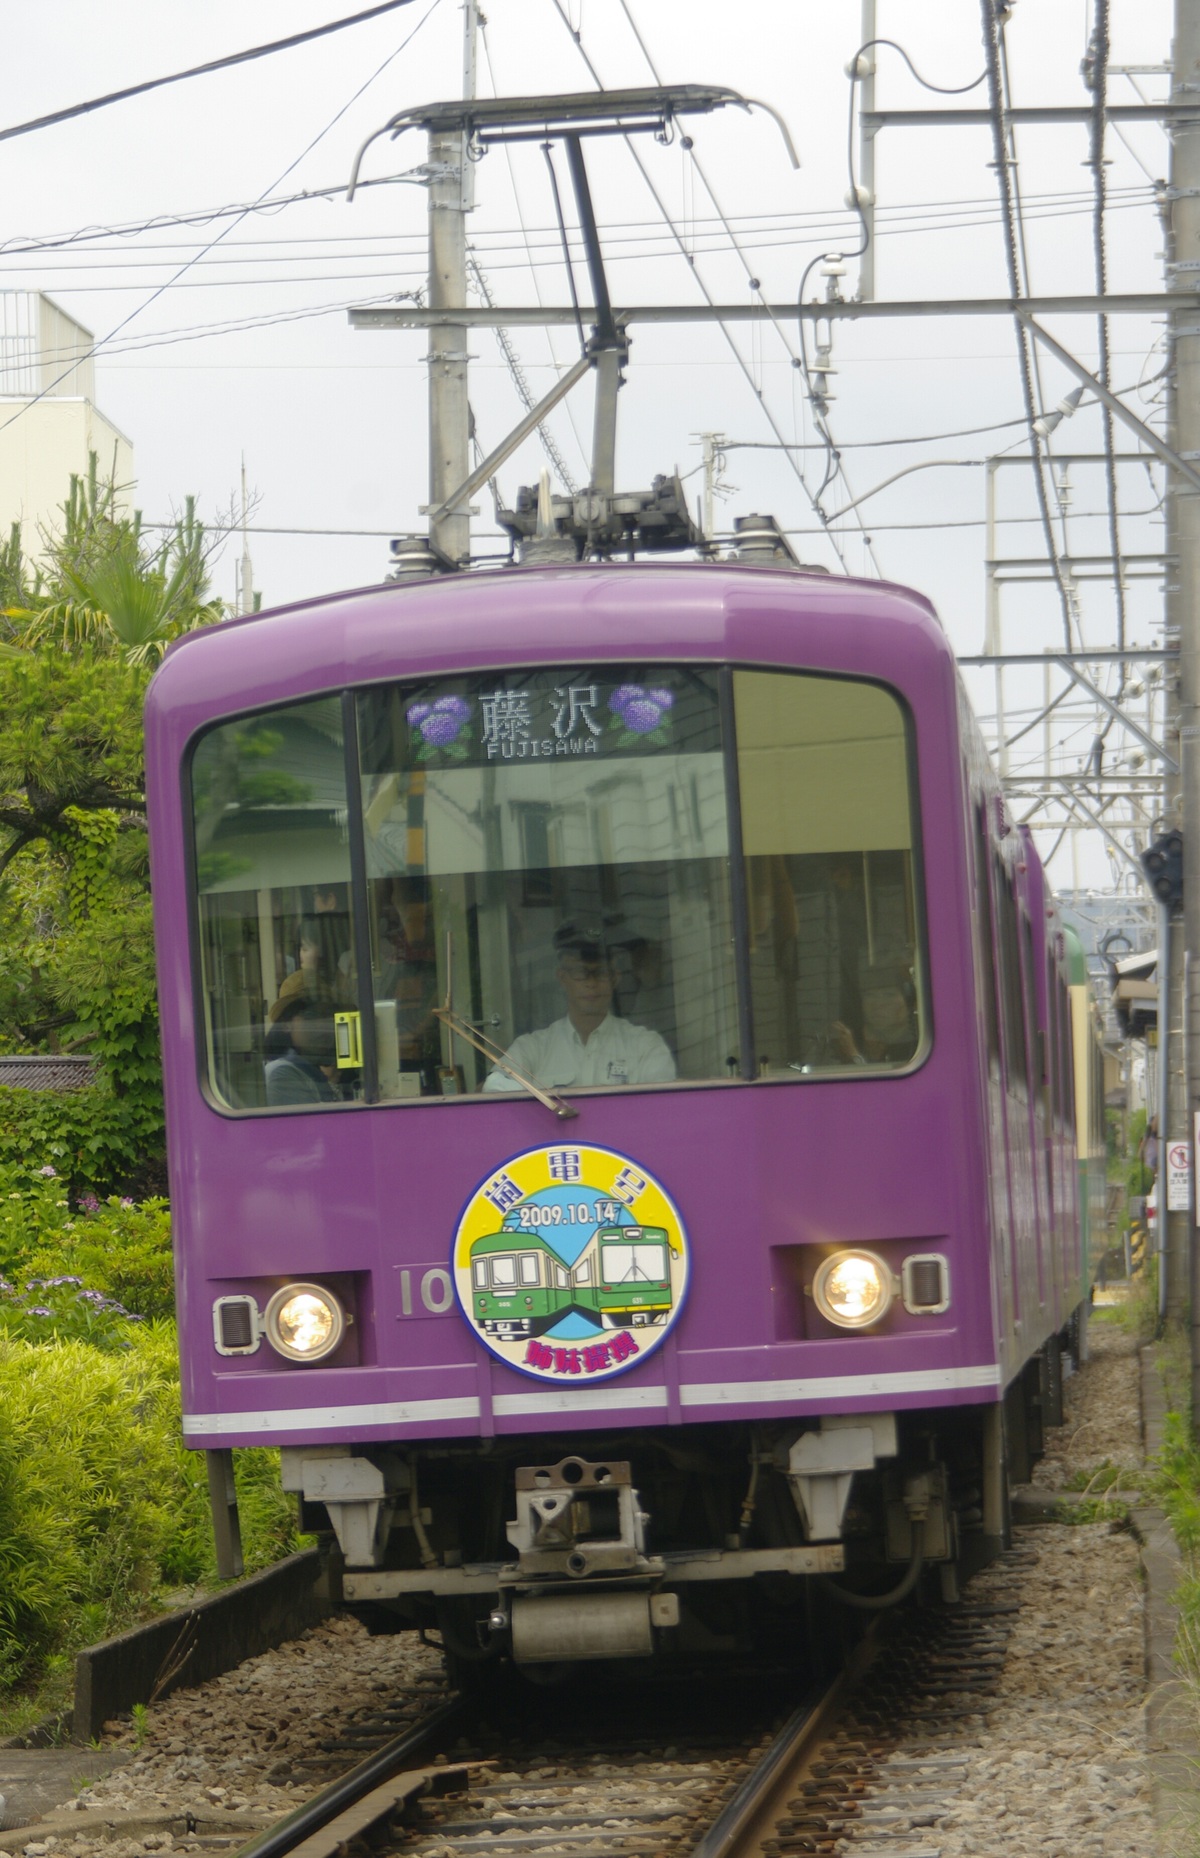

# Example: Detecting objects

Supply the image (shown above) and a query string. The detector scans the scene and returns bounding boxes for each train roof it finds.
[146,562,952,737]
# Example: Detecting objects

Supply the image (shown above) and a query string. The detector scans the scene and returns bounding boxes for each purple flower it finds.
[418,712,464,747]
[29,1307,52,1318]
[38,1165,57,1179]
[119,1197,134,1209]
[432,695,471,720]
[622,698,665,734]
[405,701,432,726]
[45,1276,82,1288]
[23,1279,44,1292]
[78,1194,100,1214]
[79,1289,106,1305]
[647,688,674,710]
[608,684,644,715]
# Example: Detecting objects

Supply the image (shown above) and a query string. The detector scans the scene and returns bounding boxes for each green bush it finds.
[0,1168,173,1321]
[0,1080,162,1201]
[0,1193,307,1730]
[24,1196,174,1321]
[0,1324,305,1716]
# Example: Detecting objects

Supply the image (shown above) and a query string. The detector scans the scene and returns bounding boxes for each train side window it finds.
[190,698,361,1112]
[994,861,1028,1093]
[733,670,925,1073]
[491,1256,517,1287]
[973,803,1001,1067]
[519,1254,540,1286]
[1021,912,1040,1090]
[473,1259,487,1289]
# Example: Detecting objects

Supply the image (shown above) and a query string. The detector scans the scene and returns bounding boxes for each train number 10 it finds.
[396,1266,455,1317]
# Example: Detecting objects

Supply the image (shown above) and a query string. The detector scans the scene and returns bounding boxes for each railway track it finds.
[219,1549,1027,1858]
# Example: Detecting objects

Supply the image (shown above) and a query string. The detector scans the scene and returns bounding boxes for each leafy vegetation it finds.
[0,466,300,1736]
[0,457,228,1195]
[0,1179,304,1736]
[0,1326,300,1730]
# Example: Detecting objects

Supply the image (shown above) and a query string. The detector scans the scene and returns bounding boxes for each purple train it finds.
[145,556,1103,1672]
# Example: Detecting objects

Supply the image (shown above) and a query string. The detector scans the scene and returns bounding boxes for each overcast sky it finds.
[3,0,1175,887]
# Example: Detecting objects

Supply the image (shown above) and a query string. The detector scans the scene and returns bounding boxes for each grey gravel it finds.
[1,1317,1159,1858]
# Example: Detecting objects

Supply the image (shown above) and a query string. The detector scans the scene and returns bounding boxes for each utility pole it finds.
[1171,0,1200,1405]
[427,0,477,565]
[854,0,876,303]
[697,432,727,538]
[237,455,256,616]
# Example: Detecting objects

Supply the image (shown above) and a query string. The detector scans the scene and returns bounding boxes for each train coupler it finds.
[506,1456,653,1578]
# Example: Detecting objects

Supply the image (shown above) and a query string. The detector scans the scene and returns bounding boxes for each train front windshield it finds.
[602,1239,668,1283]
[190,665,925,1110]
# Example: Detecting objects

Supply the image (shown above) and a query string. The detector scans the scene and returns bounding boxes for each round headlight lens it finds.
[813,1251,894,1330]
[264,1283,345,1362]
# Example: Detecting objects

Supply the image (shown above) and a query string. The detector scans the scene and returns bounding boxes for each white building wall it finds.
[0,398,134,546]
[0,292,133,553]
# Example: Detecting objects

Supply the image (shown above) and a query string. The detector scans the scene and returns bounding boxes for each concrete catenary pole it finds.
[1171,0,1200,1415]
[427,0,478,565]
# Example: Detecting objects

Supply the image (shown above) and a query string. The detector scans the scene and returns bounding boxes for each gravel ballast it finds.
[2,1313,1169,1858]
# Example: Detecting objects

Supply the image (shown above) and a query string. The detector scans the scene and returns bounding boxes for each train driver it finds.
[483,924,676,1092]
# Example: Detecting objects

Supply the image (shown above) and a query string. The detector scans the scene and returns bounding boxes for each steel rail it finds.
[688,1638,877,1858]
[229,1696,465,1858]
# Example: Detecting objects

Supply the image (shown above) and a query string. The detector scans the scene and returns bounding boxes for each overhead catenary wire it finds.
[546,0,857,574]
[0,0,444,438]
[0,1,420,148]
[1086,0,1129,683]
[980,0,1079,653]
[0,179,1155,265]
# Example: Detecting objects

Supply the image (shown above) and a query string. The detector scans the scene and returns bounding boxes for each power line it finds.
[0,180,1153,263]
[547,0,857,575]
[0,0,443,437]
[0,1,420,147]
[981,0,1078,652]
[619,0,883,575]
[139,499,1166,542]
[1086,0,1129,679]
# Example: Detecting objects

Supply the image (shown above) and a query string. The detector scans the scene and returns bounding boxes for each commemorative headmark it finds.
[452,1144,690,1383]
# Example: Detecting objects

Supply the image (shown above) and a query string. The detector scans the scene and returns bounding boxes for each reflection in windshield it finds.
[190,666,925,1110]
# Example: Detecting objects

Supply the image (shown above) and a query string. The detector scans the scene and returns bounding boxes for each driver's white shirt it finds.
[483,1013,675,1091]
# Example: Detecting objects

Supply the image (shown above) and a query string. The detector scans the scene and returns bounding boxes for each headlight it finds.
[263,1282,346,1363]
[812,1250,895,1330]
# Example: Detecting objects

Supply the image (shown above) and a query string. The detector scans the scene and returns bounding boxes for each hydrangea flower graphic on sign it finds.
[406,694,473,760]
[607,684,674,748]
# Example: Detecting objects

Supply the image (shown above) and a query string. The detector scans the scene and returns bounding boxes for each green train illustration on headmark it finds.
[572,1224,678,1328]
[467,1222,678,1339]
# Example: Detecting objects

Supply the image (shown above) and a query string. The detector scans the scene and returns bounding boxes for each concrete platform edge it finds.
[70,1546,331,1745]
[1139,1343,1200,1850]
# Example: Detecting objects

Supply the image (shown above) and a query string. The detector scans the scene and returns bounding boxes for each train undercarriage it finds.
[274,1320,1076,1676]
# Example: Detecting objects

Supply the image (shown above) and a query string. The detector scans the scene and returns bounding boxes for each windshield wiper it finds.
[436,933,578,1121]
